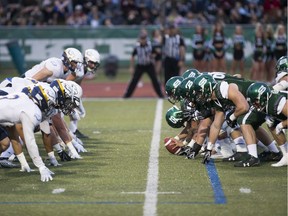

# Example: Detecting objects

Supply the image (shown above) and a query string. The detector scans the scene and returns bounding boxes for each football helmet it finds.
[29,84,56,113]
[192,74,217,105]
[275,56,288,82]
[165,106,185,128]
[246,82,271,112]
[84,49,101,74]
[165,76,184,104]
[182,68,200,79]
[50,79,83,115]
[176,77,195,102]
[62,48,83,72]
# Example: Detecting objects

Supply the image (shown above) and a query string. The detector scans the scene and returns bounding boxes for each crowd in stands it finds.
[0,0,286,27]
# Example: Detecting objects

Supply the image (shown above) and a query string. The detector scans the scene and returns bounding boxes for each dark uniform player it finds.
[123,32,163,98]
[247,82,288,167]
[191,74,279,167]
[162,23,185,85]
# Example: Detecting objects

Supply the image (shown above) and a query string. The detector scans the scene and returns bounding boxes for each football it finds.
[164,137,181,155]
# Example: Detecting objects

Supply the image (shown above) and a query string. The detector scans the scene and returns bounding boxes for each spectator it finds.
[210,22,227,72]
[264,24,276,82]
[230,25,245,76]
[66,4,87,26]
[274,24,287,60]
[191,25,208,72]
[251,23,266,81]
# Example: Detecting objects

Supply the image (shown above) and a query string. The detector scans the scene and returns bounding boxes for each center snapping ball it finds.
[164,137,181,155]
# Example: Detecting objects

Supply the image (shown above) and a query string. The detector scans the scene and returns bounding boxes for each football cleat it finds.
[258,151,282,162]
[74,129,89,139]
[0,158,20,168]
[234,155,260,167]
[222,152,249,162]
[271,155,288,167]
[178,146,191,156]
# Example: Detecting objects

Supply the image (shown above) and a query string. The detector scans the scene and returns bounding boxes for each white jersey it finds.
[0,77,38,94]
[24,57,65,82]
[0,92,45,168]
[0,93,42,126]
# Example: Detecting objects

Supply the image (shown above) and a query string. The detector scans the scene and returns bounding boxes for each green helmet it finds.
[192,74,217,105]
[275,56,288,82]
[182,68,201,79]
[246,82,271,112]
[165,76,184,104]
[165,105,185,128]
[176,77,196,102]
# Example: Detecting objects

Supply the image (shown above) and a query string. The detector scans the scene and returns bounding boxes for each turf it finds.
[0,99,287,216]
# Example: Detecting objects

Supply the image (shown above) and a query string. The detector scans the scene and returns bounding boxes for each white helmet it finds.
[84,49,100,73]
[50,79,82,115]
[26,83,56,113]
[62,48,83,72]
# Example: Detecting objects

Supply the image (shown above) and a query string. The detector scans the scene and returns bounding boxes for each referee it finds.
[123,32,164,98]
[162,23,186,85]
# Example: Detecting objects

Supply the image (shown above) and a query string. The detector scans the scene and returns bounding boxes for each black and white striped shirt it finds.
[162,34,185,60]
[132,41,153,65]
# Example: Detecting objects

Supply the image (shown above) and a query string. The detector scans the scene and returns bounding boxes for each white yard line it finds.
[143,99,163,216]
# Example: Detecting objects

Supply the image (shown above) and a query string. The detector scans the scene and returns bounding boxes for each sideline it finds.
[143,99,163,216]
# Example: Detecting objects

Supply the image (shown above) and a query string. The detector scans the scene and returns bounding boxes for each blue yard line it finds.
[205,159,227,204]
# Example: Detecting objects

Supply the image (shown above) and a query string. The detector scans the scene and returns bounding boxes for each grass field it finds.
[0,99,287,216]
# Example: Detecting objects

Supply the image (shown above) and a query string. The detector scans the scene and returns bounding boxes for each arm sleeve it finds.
[20,112,45,168]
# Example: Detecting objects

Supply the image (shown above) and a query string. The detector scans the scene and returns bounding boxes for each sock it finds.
[0,142,14,158]
[247,144,258,158]
[187,139,195,148]
[279,142,288,154]
[48,151,55,159]
[191,143,202,155]
[69,119,78,133]
[267,140,280,153]
[234,136,247,152]
[257,140,269,152]
[53,143,63,153]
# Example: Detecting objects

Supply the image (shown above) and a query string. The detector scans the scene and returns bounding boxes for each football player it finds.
[273,56,288,91]
[191,74,279,167]
[68,49,101,139]
[247,82,288,167]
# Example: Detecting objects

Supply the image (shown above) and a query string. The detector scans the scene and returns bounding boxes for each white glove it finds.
[70,109,81,121]
[72,139,87,153]
[275,122,284,135]
[20,164,34,172]
[39,166,54,182]
[70,131,84,146]
[265,116,275,128]
[49,156,62,167]
[67,142,83,159]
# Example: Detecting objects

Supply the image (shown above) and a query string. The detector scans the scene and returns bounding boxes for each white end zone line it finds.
[143,99,163,216]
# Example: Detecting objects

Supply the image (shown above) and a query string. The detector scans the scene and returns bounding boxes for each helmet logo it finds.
[258,85,267,96]
[173,79,182,88]
[169,116,178,124]
[185,80,193,89]
[198,78,207,89]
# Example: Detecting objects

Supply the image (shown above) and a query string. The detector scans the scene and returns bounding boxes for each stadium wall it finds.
[0,25,256,71]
